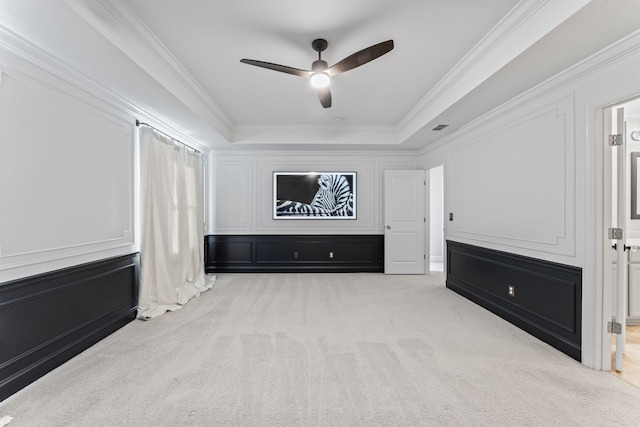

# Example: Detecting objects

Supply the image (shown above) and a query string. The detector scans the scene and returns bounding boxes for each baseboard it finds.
[446,241,582,361]
[0,254,139,401]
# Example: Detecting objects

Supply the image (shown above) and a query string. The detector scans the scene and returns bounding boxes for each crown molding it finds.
[65,0,233,141]
[231,123,400,145]
[398,0,591,143]
[56,0,590,150]
[65,0,592,149]
[418,29,640,158]
[0,23,215,152]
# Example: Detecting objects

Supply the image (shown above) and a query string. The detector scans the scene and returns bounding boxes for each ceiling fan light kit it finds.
[240,38,394,108]
[310,72,330,88]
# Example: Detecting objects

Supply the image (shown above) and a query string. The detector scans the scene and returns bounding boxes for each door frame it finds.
[594,94,640,370]
[426,164,445,274]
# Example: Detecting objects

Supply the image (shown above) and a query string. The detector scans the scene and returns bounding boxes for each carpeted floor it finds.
[2,272,640,426]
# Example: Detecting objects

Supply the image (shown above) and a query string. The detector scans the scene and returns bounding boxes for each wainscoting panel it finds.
[0,254,139,401]
[206,235,383,273]
[214,162,253,232]
[446,240,581,360]
[448,94,575,257]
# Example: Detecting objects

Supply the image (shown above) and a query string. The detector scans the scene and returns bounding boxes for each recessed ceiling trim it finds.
[63,0,590,150]
[232,123,399,145]
[65,0,234,141]
[397,0,590,143]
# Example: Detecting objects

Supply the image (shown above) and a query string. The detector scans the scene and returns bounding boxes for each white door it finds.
[613,107,627,372]
[605,106,628,372]
[384,170,426,274]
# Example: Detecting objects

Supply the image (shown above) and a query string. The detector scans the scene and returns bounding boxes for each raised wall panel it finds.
[0,68,135,280]
[206,235,383,273]
[0,253,139,401]
[214,162,252,231]
[446,240,582,360]
[449,94,575,257]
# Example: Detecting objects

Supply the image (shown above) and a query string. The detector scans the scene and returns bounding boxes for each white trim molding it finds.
[64,0,233,140]
[398,0,591,142]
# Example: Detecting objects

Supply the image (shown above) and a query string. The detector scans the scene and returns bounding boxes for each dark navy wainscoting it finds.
[0,254,139,401]
[446,241,582,361]
[206,235,384,273]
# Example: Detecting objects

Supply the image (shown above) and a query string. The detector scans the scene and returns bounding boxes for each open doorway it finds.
[429,165,444,273]
[605,97,640,388]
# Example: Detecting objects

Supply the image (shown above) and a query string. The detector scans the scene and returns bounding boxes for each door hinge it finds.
[424,254,426,260]
[609,134,623,146]
[608,321,622,334]
[608,227,623,240]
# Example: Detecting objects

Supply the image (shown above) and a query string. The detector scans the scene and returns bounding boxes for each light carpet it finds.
[2,273,640,426]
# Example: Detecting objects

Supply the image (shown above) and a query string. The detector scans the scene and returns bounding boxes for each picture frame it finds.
[273,171,356,219]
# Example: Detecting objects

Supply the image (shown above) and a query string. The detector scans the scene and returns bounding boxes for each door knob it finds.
[386,225,391,229]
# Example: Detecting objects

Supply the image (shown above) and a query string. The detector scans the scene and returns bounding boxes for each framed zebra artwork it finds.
[273,171,356,219]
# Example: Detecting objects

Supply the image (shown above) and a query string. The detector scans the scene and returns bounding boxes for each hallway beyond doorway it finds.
[612,325,640,388]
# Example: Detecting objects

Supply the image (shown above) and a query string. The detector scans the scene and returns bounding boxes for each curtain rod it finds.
[135,120,200,154]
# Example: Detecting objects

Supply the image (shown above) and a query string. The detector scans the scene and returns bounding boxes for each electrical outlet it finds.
[508,285,515,297]
[329,252,334,258]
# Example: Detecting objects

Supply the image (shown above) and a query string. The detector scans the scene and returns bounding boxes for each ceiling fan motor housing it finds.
[312,38,328,53]
[312,60,328,72]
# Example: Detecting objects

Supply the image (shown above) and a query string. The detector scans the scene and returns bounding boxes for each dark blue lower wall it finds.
[446,241,582,361]
[206,235,384,273]
[0,254,139,401]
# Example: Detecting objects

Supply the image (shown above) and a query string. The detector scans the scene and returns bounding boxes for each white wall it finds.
[0,21,217,283]
[418,30,640,368]
[0,34,139,283]
[418,31,640,267]
[454,93,575,260]
[209,151,417,235]
[420,92,577,265]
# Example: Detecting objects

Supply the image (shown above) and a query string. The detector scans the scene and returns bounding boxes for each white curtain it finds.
[138,127,214,319]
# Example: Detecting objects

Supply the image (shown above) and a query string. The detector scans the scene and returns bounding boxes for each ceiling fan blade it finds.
[317,86,332,108]
[327,40,394,77]
[240,59,312,78]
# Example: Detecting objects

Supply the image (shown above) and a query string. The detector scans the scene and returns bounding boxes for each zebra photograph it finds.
[273,172,356,219]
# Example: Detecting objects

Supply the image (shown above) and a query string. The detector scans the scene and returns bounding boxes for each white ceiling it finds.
[2,0,640,151]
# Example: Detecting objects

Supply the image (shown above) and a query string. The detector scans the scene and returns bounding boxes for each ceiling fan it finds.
[240,39,394,108]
